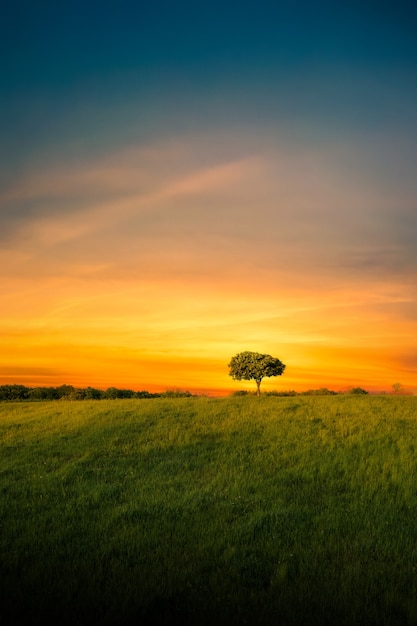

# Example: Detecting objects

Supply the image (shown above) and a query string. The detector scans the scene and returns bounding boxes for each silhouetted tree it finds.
[392,383,405,395]
[228,351,286,396]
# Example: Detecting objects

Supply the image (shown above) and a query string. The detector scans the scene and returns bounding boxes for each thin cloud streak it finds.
[3,132,416,276]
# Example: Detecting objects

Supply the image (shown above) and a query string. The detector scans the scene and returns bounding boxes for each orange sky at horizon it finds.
[2,266,416,395]
[2,130,417,395]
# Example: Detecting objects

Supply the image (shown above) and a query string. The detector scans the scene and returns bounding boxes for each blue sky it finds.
[3,0,417,159]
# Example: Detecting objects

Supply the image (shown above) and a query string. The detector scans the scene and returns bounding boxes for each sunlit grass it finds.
[1,396,417,625]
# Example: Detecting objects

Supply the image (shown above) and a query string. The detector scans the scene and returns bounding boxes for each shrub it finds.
[349,387,369,395]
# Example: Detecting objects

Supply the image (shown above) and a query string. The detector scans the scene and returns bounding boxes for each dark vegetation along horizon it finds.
[1,395,417,625]
[0,383,412,402]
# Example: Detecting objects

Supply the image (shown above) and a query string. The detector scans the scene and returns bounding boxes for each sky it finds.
[1,0,417,394]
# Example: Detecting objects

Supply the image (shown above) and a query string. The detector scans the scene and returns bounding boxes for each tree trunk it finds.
[256,380,261,396]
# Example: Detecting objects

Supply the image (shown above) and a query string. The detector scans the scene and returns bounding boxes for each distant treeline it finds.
[0,385,196,402]
[1,384,409,402]
[233,387,369,396]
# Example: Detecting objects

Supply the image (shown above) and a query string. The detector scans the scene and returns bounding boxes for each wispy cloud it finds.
[3,131,415,273]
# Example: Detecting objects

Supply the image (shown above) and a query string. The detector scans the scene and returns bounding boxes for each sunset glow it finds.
[2,2,417,394]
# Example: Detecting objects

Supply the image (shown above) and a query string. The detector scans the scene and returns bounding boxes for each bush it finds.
[349,387,369,395]
[301,388,338,396]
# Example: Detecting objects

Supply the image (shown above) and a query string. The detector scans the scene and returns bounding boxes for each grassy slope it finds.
[1,396,417,625]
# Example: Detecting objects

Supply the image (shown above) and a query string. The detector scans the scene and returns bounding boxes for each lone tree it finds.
[228,351,286,396]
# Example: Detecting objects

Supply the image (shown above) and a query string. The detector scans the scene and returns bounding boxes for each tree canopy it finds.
[228,351,286,396]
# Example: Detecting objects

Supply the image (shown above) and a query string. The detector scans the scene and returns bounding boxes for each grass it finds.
[1,396,417,625]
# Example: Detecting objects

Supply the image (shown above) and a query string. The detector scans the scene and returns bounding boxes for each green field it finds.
[1,396,417,625]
